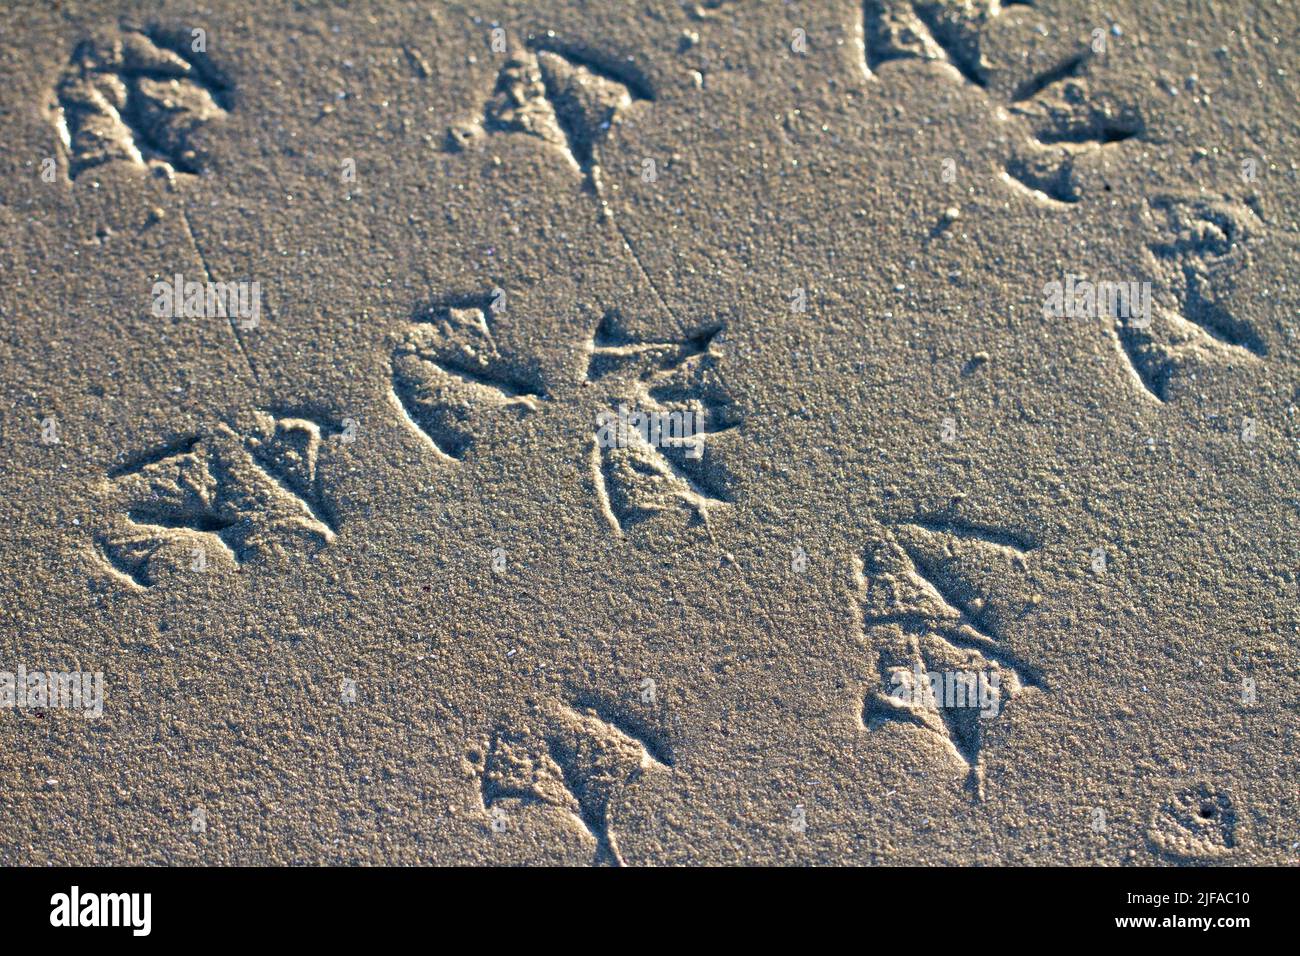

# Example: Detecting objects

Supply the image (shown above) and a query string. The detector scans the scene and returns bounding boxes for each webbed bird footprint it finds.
[52,25,231,179]
[1112,195,1266,401]
[587,317,743,535]
[862,4,1142,205]
[472,702,669,866]
[389,298,545,461]
[855,520,1043,795]
[446,42,650,192]
[93,415,338,588]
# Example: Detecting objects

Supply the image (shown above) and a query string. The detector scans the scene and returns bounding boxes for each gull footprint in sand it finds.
[864,1,1140,204]
[445,34,676,318]
[473,704,670,866]
[93,415,338,588]
[1112,195,1266,401]
[52,25,231,180]
[447,40,652,195]
[855,520,1043,796]
[587,315,742,537]
[388,295,545,462]
[1001,50,1143,204]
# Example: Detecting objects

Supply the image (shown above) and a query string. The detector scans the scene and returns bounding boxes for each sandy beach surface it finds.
[0,0,1296,865]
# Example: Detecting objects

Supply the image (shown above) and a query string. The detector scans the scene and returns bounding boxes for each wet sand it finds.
[0,0,1296,864]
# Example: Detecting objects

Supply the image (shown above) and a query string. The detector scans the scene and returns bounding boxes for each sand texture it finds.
[0,1,1297,865]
